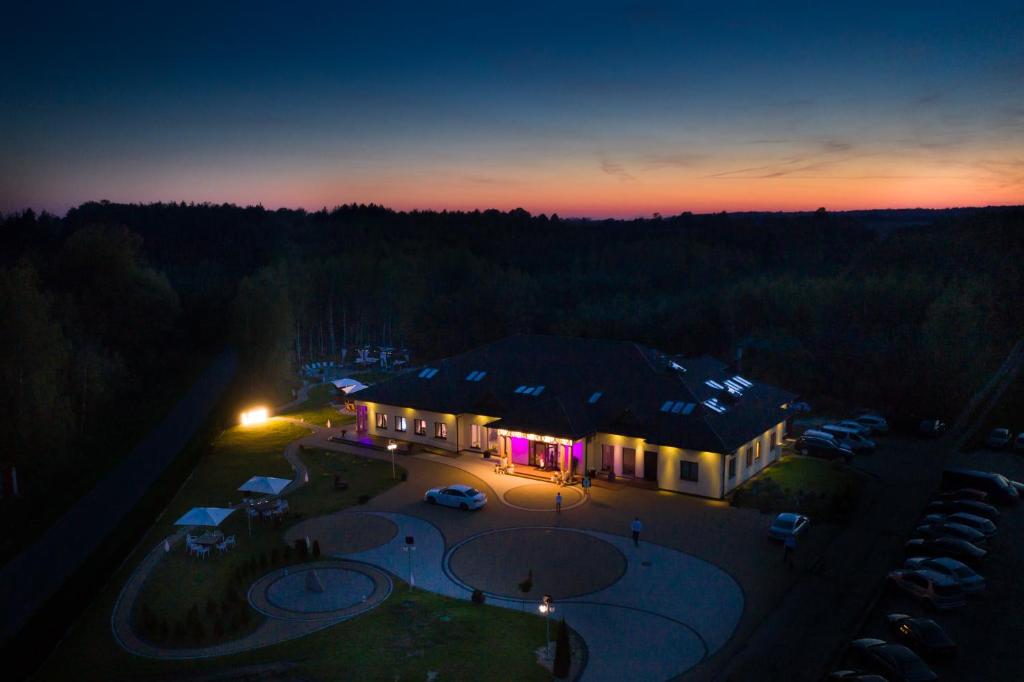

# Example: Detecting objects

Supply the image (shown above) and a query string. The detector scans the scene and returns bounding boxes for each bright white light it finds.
[240,407,269,426]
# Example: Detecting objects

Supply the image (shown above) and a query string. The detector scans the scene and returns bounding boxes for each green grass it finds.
[134,420,400,645]
[279,382,355,427]
[34,417,554,681]
[731,455,866,523]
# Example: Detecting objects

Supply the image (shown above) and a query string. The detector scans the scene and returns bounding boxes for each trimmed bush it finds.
[471,589,485,605]
[173,622,186,642]
[271,548,280,566]
[312,540,321,558]
[294,538,309,559]
[357,494,371,504]
[553,618,571,678]
[205,597,218,617]
[283,544,293,562]
[214,617,225,639]
[259,552,268,569]
[518,569,533,595]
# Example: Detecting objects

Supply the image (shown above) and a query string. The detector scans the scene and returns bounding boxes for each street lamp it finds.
[538,594,555,658]
[387,440,398,479]
[402,535,416,591]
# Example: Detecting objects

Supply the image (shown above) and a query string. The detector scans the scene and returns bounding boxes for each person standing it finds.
[555,491,563,513]
[631,517,643,547]
[783,534,797,567]
[582,475,591,497]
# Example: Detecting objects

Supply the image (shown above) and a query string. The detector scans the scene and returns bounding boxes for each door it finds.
[643,450,658,481]
[622,447,636,477]
[356,405,368,433]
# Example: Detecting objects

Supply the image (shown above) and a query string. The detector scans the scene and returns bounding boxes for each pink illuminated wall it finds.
[510,437,529,465]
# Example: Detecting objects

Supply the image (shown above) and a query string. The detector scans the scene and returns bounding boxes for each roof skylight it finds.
[465,370,487,381]
[419,367,439,379]
[705,379,725,390]
[588,391,603,404]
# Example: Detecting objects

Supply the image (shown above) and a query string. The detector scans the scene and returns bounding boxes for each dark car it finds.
[924,498,999,522]
[924,512,996,537]
[905,537,987,568]
[914,521,986,546]
[941,467,1019,506]
[847,638,937,682]
[886,613,957,660]
[932,487,988,503]
[794,435,854,461]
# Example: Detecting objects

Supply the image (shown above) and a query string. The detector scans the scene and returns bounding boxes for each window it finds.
[728,456,736,479]
[755,440,762,461]
[745,446,753,468]
[680,461,699,482]
[601,444,615,470]
[622,448,636,476]
[395,416,407,432]
[470,424,481,449]
[376,412,388,429]
[434,421,448,439]
[414,419,426,436]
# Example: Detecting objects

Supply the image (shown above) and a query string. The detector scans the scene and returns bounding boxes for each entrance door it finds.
[643,450,658,481]
[622,447,636,477]
[356,405,368,433]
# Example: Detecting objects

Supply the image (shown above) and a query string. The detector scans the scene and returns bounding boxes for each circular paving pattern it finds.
[448,528,626,600]
[266,567,375,613]
[504,484,584,511]
[250,560,392,621]
[284,511,397,556]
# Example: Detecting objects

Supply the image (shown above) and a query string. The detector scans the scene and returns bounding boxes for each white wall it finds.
[355,400,459,452]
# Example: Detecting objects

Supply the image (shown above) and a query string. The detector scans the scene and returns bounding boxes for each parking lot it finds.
[853,446,1024,681]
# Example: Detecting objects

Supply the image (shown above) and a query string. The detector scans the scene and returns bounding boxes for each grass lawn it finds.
[35,419,556,681]
[732,455,866,523]
[279,382,355,427]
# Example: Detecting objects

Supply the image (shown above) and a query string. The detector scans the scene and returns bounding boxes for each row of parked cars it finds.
[984,427,1024,451]
[795,413,889,461]
[829,466,1021,681]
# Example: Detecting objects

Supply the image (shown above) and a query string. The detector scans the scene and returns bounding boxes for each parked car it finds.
[885,613,957,660]
[924,498,999,521]
[821,424,877,452]
[905,537,986,568]
[847,638,937,681]
[918,420,947,438]
[932,487,989,503]
[941,467,1019,505]
[986,427,1012,449]
[904,557,985,595]
[922,512,996,537]
[1015,432,1024,452]
[914,521,986,546]
[827,671,888,681]
[794,435,854,461]
[854,414,890,434]
[423,484,487,510]
[839,420,874,436]
[769,512,809,540]
[887,569,967,610]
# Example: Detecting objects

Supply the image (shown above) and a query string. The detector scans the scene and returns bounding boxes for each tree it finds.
[553,618,571,678]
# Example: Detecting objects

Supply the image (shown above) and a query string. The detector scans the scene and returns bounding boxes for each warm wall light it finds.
[240,406,269,425]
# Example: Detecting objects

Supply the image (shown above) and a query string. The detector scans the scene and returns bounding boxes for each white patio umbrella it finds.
[332,378,368,394]
[238,475,292,496]
[174,507,235,528]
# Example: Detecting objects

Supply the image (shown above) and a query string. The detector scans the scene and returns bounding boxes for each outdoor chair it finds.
[248,508,259,518]
[196,545,210,559]
[216,540,229,553]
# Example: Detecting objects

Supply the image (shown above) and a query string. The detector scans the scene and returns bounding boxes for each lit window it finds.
[728,457,736,479]
[588,391,603,404]
[514,385,527,394]
[434,422,448,439]
[745,447,753,467]
[755,441,761,461]
[395,416,407,432]
[414,419,426,436]
[376,412,388,429]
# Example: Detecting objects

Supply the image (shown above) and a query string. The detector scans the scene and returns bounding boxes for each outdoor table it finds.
[194,531,224,547]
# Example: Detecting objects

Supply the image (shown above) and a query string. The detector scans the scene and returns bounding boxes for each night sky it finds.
[3,1,1022,217]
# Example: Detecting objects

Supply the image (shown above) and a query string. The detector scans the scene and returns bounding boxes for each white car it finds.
[904,556,985,595]
[854,414,889,434]
[424,484,487,510]
[769,512,809,540]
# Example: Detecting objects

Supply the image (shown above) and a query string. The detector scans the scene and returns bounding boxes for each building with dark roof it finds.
[352,334,796,499]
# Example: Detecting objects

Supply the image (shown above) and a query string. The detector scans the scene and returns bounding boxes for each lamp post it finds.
[538,594,555,658]
[387,441,398,479]
[402,535,416,591]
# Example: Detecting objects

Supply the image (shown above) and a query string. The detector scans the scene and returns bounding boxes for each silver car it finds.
[904,556,985,595]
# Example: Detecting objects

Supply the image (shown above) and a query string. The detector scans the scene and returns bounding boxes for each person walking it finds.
[783,534,797,567]
[555,491,563,513]
[631,517,643,547]
[582,475,591,497]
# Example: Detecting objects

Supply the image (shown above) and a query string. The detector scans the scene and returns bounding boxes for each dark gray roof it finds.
[354,334,795,453]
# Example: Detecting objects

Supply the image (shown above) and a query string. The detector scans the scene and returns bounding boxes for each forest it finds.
[1,202,1022,520]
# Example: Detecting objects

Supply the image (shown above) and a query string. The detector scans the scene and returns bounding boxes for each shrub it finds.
[225,585,241,605]
[283,544,293,562]
[471,589,485,605]
[294,538,308,558]
[271,548,280,566]
[259,552,268,569]
[239,607,251,625]
[158,620,169,641]
[173,622,186,642]
[312,540,321,558]
[191,619,206,642]
[357,494,371,504]
[553,618,571,678]
[400,471,408,482]
[206,597,218,617]
[518,569,533,595]
[214,617,225,639]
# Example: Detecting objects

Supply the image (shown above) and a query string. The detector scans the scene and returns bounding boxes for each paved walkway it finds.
[336,511,744,681]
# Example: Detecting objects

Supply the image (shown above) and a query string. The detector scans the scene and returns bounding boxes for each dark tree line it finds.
[1,202,1022,492]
